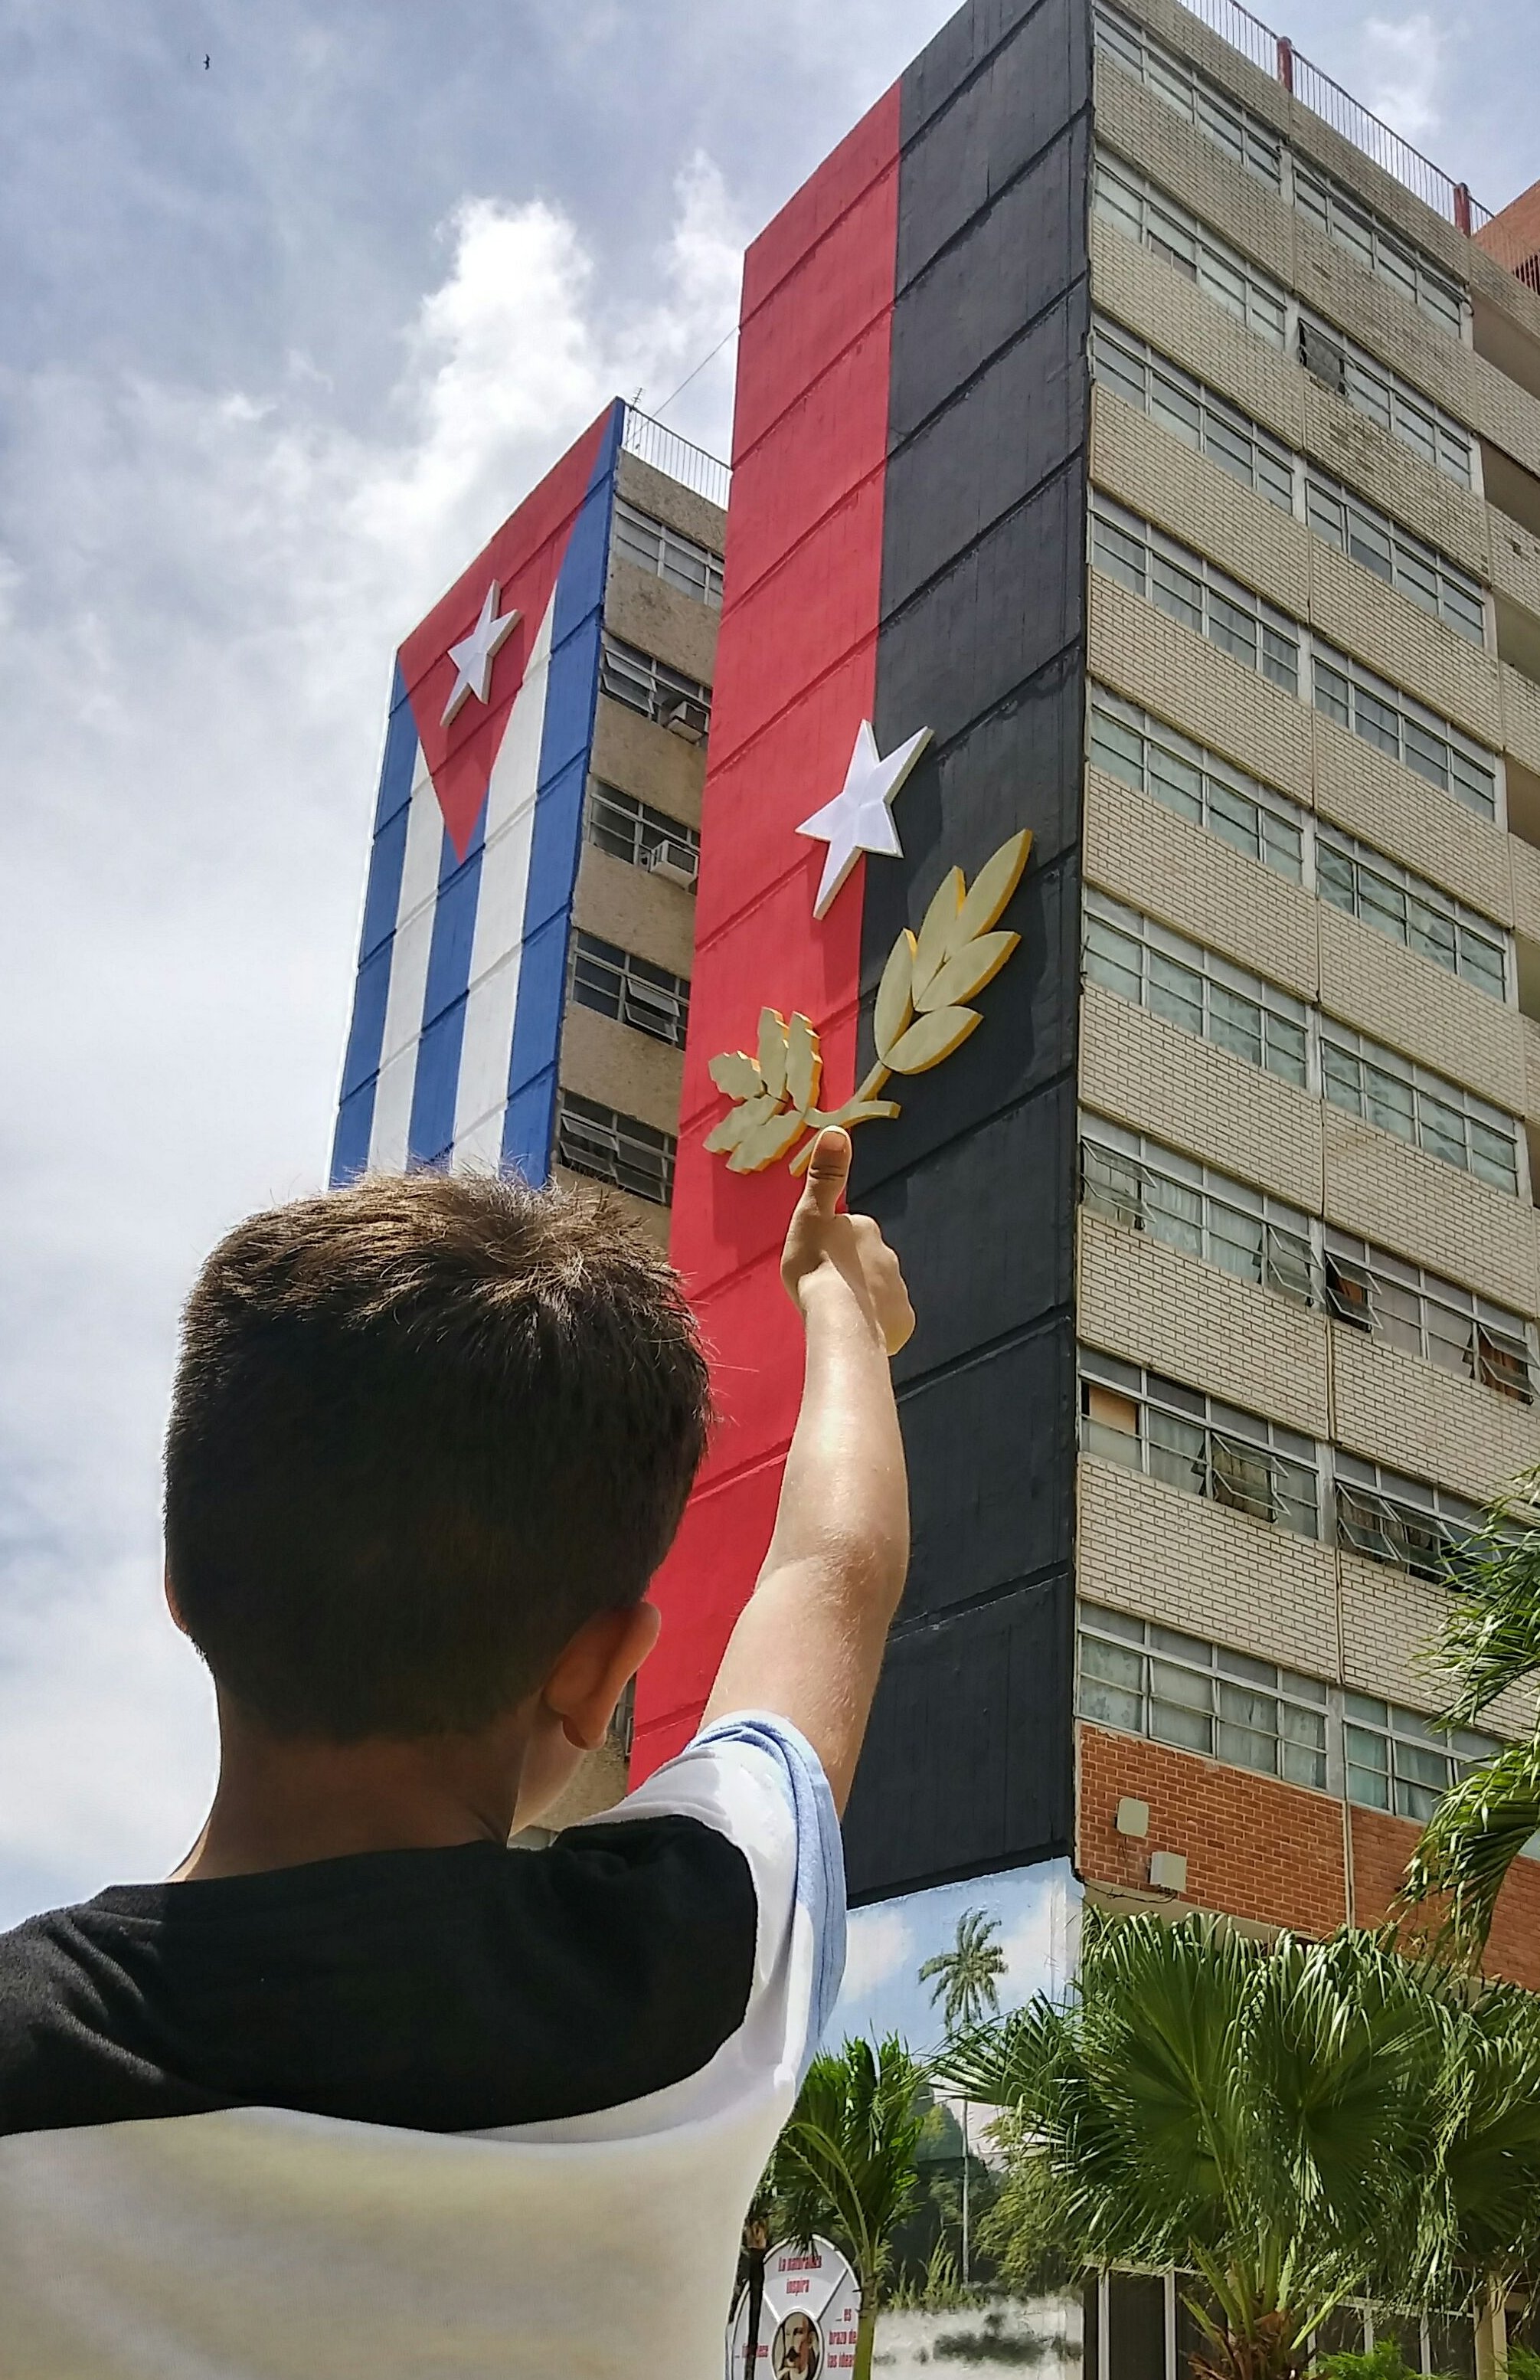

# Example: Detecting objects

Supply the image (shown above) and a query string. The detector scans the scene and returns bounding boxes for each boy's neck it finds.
[171,1697,533,1881]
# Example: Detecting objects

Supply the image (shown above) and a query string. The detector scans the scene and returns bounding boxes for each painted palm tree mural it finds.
[917,1908,1008,2283]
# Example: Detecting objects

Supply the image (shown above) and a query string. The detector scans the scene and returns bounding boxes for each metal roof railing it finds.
[621,406,731,512]
[1173,0,1491,234]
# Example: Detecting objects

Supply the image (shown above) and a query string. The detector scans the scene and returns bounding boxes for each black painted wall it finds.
[844,0,1092,1902]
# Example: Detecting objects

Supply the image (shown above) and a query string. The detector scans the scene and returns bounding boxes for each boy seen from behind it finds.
[0,1126,913,2379]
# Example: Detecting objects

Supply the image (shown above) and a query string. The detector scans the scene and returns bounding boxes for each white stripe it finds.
[450,591,557,1167]
[368,758,446,1172]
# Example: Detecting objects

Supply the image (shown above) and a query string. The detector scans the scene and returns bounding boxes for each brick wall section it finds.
[1078,1721,1540,1984]
[1334,1557,1536,1738]
[1089,568,1315,802]
[1084,764,1319,997]
[1317,904,1525,1115]
[1322,1104,1538,1311]
[1079,1720,1349,1932]
[1079,1455,1342,1675]
[1511,833,1540,947]
[1349,1804,1540,1988]
[1080,978,1325,1210]
[1525,1013,1540,1124]
[1087,568,1514,926]
[1092,381,1311,614]
[1078,1207,1331,1433]
[1332,1324,1540,1500]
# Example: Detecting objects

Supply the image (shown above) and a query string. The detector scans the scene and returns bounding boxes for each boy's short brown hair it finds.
[164,1171,711,1739]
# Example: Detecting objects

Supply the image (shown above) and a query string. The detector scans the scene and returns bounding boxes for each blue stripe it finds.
[330,667,419,1185]
[406,801,488,1170]
[502,401,623,1185]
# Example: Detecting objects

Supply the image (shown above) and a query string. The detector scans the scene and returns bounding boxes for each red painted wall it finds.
[631,91,902,1777]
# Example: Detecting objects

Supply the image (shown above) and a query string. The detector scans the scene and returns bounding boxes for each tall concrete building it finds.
[332,0,1540,1998]
[629,0,1540,2031]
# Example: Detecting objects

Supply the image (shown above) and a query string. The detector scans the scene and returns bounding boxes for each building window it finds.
[554,1091,675,1206]
[1075,1608,1509,1829]
[569,931,690,1049]
[1093,5,1466,340]
[584,781,701,886]
[1090,316,1296,510]
[1090,495,1299,691]
[599,634,711,741]
[1089,497,1499,820]
[1332,1453,1481,1580]
[1080,1121,1315,1304]
[1088,688,1304,881]
[1319,1021,1519,1193]
[1291,162,1466,338]
[1077,1606,1329,1785]
[1093,152,1287,348]
[1316,823,1507,997]
[1304,467,1485,643]
[1324,1227,1535,1399]
[1341,1692,1504,1822]
[1090,316,1489,648]
[1079,1112,1538,1396]
[1312,642,1496,819]
[610,495,724,610]
[1079,1350,1321,1537]
[1296,310,1473,487]
[1083,889,1309,1088]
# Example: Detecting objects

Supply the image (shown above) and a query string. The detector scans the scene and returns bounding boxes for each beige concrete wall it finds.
[1322,1102,1538,1311]
[557,999,682,1140]
[604,556,718,687]
[615,449,726,558]
[572,842,695,981]
[590,695,705,827]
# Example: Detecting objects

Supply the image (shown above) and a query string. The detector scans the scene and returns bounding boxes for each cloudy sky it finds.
[0,0,1533,1925]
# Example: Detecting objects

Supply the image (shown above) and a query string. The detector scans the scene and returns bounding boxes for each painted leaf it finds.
[945,829,1032,955]
[919,928,1018,1013]
[728,1105,810,1172]
[909,868,966,1004]
[757,1007,789,1102]
[874,931,917,1062]
[884,1004,983,1075]
[784,1012,822,1115]
[709,1049,763,1101]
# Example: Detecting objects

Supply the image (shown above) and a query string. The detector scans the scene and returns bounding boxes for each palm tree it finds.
[1398,1466,1540,1964]
[769,2035,926,2380]
[919,1908,1008,2283]
[937,1913,1540,2380]
[919,1907,1008,2034]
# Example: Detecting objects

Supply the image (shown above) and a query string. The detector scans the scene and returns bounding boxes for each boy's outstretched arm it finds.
[701,1128,914,1813]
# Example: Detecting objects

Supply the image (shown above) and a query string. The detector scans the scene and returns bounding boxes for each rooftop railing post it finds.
[1276,33,1294,92]
[1454,182,1473,237]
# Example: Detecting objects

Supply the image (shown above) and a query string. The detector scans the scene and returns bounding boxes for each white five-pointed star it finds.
[796,720,933,918]
[440,581,521,726]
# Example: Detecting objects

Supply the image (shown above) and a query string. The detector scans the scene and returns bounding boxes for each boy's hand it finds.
[780,1129,914,1356]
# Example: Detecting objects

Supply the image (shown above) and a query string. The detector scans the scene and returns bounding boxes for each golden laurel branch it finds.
[703,828,1032,1176]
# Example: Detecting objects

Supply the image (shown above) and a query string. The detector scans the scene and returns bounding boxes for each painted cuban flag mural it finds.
[331,401,623,1186]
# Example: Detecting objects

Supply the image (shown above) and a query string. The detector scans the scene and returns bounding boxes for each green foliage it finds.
[1313,2345,1464,2380]
[1399,1466,1540,1963]
[769,2034,927,2303]
[937,1913,1540,2380]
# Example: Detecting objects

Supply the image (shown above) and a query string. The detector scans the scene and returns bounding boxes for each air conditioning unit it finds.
[641,837,699,889]
[661,696,708,744]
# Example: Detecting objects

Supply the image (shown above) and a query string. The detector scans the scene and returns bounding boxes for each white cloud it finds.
[0,158,746,1923]
[841,1904,916,2003]
[1360,13,1443,142]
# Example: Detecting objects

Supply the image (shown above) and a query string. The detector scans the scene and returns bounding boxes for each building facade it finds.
[631,0,1540,1987]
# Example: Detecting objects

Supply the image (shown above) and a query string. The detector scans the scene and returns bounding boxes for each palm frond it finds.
[1398,1740,1540,1963]
[1431,1473,1540,1724]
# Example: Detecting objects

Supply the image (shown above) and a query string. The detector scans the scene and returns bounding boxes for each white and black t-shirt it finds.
[0,1715,845,2378]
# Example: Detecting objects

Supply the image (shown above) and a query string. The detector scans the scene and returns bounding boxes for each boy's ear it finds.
[542,1602,661,1753]
[164,1564,189,1637]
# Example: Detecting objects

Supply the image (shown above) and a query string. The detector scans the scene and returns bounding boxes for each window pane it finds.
[1090,710,1146,788]
[1363,1064,1414,1142]
[1417,1095,1466,1170]
[1144,1172,1204,1256]
[1149,951,1204,1034]
[1148,743,1204,821]
[1151,555,1203,630]
[1081,1636,1144,1692]
[1209,1203,1265,1285]
[1317,844,1356,912]
[1085,920,1143,1002]
[1209,984,1263,1066]
[1081,1678,1144,1731]
[1094,519,1148,591]
[1265,1013,1308,1085]
[1208,781,1261,860]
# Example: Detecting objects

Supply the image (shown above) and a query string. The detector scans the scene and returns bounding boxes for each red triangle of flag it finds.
[397,408,613,862]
